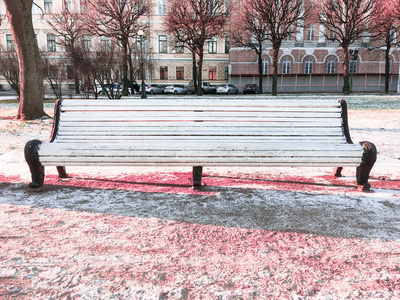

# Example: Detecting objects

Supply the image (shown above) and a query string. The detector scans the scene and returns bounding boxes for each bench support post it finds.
[193,166,203,189]
[56,166,68,178]
[356,141,377,192]
[24,140,45,189]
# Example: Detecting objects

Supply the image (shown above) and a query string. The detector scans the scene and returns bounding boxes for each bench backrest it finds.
[51,98,350,145]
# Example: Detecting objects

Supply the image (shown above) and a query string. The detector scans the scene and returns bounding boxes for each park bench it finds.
[25,98,377,191]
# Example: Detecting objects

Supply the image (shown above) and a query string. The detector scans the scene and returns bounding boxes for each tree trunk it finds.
[272,46,279,96]
[198,49,204,96]
[122,40,130,96]
[385,44,391,94]
[343,48,350,95]
[4,0,45,120]
[257,49,263,94]
[192,53,198,95]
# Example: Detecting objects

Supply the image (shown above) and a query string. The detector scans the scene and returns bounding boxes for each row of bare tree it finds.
[233,0,400,95]
[2,0,400,119]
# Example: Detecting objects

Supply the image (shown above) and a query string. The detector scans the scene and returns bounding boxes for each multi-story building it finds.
[0,0,399,93]
[0,0,230,92]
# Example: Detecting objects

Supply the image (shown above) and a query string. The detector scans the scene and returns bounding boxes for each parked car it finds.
[188,80,217,94]
[164,85,189,94]
[217,84,239,94]
[140,84,164,95]
[243,84,260,94]
[94,83,131,95]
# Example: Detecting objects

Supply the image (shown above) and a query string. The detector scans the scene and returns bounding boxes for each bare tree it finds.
[0,48,20,97]
[369,0,400,93]
[42,53,67,99]
[73,42,124,99]
[84,0,150,96]
[165,0,229,96]
[255,0,313,95]
[231,0,271,94]
[47,0,87,95]
[317,0,374,94]
[3,0,45,120]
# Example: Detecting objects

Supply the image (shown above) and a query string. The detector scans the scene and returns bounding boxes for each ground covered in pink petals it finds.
[1,203,399,299]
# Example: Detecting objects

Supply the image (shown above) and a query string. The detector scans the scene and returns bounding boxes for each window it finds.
[49,65,58,79]
[160,66,168,80]
[329,28,336,40]
[157,0,167,15]
[174,41,184,54]
[176,66,184,80]
[6,34,15,52]
[100,37,111,52]
[305,58,313,74]
[67,65,75,80]
[282,58,291,74]
[44,0,53,14]
[224,66,229,80]
[349,58,357,74]
[224,36,230,54]
[209,66,217,80]
[262,58,268,75]
[306,25,315,41]
[64,0,72,11]
[327,57,335,74]
[158,35,168,53]
[80,0,87,13]
[47,34,57,52]
[208,38,217,54]
[82,35,92,51]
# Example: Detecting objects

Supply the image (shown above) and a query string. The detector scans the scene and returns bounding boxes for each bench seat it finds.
[25,98,376,191]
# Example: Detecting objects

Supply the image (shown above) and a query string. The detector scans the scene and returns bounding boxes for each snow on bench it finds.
[25,98,377,191]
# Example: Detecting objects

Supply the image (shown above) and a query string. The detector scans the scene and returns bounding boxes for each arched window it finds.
[305,58,313,74]
[262,58,268,75]
[282,58,291,74]
[349,58,357,74]
[327,57,335,74]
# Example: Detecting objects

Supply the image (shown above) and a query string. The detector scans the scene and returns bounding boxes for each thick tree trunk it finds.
[4,0,45,120]
[343,48,350,95]
[198,49,204,96]
[122,41,130,97]
[385,44,391,94]
[257,50,263,94]
[272,47,279,96]
[192,53,198,95]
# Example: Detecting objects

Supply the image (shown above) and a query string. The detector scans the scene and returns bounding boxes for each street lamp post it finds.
[349,49,358,94]
[137,30,147,99]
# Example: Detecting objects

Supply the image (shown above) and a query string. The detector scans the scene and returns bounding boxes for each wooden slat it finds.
[57,128,345,136]
[59,120,344,128]
[53,137,348,143]
[60,99,342,107]
[59,111,341,119]
[40,156,362,165]
[39,151,363,160]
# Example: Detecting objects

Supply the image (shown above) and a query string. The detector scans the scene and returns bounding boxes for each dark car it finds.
[243,84,260,94]
[188,80,217,94]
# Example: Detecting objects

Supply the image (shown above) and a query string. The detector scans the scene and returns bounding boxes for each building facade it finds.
[0,0,399,93]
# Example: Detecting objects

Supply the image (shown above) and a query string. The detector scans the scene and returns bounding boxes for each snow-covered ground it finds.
[0,95,399,299]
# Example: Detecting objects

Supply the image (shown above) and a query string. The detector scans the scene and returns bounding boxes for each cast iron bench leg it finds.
[356,141,377,192]
[24,139,44,189]
[193,166,203,189]
[57,166,68,178]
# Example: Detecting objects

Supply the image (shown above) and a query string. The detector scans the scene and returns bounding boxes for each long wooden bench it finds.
[25,98,377,191]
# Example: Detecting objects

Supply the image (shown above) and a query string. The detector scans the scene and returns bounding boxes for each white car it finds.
[217,84,239,94]
[164,85,189,95]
